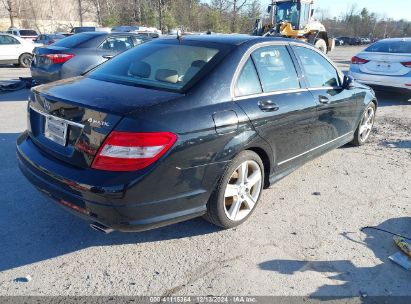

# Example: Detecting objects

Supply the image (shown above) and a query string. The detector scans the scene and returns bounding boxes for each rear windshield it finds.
[89,41,229,92]
[365,40,411,54]
[72,27,95,34]
[52,33,95,48]
[19,30,37,36]
[50,34,65,39]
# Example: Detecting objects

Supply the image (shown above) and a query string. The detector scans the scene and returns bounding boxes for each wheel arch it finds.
[245,146,272,189]
[18,52,32,60]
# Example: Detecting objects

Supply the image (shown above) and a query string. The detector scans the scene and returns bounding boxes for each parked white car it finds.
[0,33,42,67]
[349,38,411,91]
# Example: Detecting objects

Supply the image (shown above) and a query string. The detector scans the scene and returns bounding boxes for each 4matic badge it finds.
[87,118,110,127]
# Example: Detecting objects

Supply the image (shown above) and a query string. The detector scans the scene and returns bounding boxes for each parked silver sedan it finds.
[349,38,411,92]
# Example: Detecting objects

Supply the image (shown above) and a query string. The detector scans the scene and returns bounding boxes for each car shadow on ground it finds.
[258,217,411,300]
[0,133,221,273]
[374,90,411,107]
[0,88,30,103]
[382,140,411,149]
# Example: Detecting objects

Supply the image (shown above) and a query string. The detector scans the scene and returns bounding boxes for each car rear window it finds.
[365,40,411,54]
[19,30,37,36]
[72,27,95,34]
[89,41,230,92]
[52,33,95,48]
[50,34,65,39]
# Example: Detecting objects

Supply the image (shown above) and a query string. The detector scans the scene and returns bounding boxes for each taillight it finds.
[92,131,177,171]
[401,61,411,68]
[45,53,74,64]
[351,56,369,64]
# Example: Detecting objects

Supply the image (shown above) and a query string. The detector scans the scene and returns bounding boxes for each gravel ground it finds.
[0,46,410,298]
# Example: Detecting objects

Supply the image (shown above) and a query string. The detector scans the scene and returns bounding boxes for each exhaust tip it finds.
[90,222,114,234]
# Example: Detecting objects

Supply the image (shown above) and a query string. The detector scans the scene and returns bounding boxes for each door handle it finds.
[258,100,279,112]
[318,95,330,104]
[102,55,114,59]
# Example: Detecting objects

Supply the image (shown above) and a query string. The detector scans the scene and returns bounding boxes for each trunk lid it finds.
[28,77,182,168]
[359,52,411,76]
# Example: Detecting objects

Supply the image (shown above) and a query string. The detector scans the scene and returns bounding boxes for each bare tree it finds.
[230,0,248,32]
[2,0,17,27]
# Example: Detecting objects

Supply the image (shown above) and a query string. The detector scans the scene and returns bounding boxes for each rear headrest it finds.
[191,60,206,67]
[155,69,179,84]
[129,61,151,78]
[113,40,127,52]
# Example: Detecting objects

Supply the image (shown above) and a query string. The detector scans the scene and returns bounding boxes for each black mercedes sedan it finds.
[17,35,377,233]
[30,32,150,84]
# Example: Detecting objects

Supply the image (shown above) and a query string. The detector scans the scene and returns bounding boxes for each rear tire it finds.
[204,150,264,229]
[351,102,376,146]
[315,39,327,54]
[19,53,33,68]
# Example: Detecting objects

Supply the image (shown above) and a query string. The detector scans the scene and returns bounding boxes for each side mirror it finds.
[342,75,354,89]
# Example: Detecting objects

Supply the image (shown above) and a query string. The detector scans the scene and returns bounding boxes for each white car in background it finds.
[0,33,41,67]
[349,38,411,92]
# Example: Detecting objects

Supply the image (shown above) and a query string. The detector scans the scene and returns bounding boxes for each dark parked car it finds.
[335,36,361,46]
[31,32,150,84]
[70,27,96,34]
[34,34,66,45]
[17,35,377,233]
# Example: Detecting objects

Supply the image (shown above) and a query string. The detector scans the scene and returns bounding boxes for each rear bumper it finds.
[16,132,221,232]
[31,65,62,84]
[349,70,411,91]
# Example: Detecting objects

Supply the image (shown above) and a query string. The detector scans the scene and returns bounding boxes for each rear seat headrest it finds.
[155,69,179,84]
[129,61,151,78]
[191,60,206,67]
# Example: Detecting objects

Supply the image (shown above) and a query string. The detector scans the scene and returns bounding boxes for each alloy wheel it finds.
[223,160,262,222]
[359,106,375,142]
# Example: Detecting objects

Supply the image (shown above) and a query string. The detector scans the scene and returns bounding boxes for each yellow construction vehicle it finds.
[253,0,335,54]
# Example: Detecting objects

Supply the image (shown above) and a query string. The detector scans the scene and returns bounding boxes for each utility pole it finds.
[270,0,275,25]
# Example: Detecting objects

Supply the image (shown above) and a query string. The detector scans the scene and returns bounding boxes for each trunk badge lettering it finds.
[87,118,110,127]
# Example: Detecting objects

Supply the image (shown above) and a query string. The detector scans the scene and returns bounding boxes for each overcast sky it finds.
[304,0,409,20]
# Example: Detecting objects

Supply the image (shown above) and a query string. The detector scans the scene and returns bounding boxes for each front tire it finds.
[204,150,264,229]
[19,53,33,68]
[351,102,376,146]
[315,39,327,54]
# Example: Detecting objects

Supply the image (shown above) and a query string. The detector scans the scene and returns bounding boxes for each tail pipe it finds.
[90,222,114,234]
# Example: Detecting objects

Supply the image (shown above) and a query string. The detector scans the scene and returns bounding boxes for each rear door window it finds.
[251,45,300,92]
[235,58,262,97]
[294,46,340,88]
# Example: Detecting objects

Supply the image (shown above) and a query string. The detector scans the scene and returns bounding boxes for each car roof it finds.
[378,37,411,42]
[160,34,292,46]
[8,28,36,31]
[77,31,144,36]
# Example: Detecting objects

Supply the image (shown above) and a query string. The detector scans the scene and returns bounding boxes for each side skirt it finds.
[268,133,354,187]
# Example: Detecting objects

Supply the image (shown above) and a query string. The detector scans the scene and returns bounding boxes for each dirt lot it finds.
[0,46,410,298]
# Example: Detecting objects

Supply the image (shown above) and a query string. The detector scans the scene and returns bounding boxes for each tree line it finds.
[1,0,410,38]
[81,0,262,34]
[318,6,411,38]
